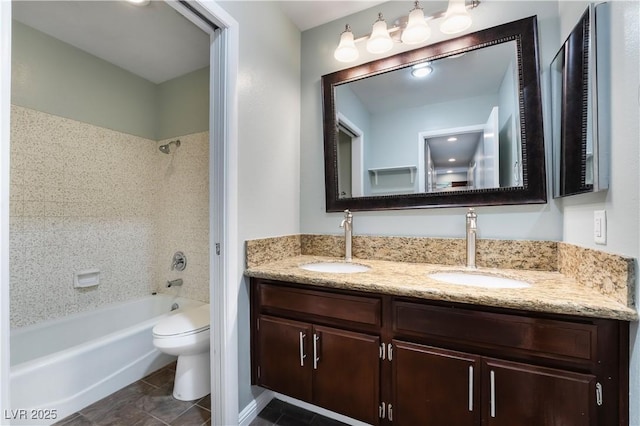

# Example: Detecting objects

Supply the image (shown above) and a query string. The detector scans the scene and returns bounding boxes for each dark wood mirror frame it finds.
[321,16,547,212]
[551,4,609,198]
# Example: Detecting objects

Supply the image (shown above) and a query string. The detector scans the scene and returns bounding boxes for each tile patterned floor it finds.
[54,362,346,426]
[248,399,348,426]
[54,362,211,426]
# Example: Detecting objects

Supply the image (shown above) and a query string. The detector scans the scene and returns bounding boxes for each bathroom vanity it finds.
[247,248,635,426]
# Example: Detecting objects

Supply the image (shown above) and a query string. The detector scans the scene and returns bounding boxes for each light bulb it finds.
[440,0,472,34]
[401,4,431,45]
[366,14,393,54]
[334,25,359,62]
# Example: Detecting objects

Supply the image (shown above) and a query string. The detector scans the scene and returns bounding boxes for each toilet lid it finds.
[153,304,210,337]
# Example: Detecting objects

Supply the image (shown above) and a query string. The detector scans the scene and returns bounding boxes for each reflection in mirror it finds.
[551,3,609,198]
[322,16,547,211]
[335,41,522,197]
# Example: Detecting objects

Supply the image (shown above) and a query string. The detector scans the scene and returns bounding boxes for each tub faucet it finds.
[340,209,353,262]
[466,208,477,268]
[167,279,183,288]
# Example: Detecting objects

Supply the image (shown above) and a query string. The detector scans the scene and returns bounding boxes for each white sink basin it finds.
[299,262,371,274]
[428,272,531,289]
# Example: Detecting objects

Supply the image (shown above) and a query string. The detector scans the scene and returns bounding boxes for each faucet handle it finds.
[340,209,353,229]
[466,207,477,219]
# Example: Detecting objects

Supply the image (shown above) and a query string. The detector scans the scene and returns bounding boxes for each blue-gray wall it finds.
[11,20,208,140]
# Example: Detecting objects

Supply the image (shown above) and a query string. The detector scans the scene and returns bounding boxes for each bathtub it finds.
[9,294,204,425]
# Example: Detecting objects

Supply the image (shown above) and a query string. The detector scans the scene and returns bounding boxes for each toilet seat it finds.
[153,304,210,338]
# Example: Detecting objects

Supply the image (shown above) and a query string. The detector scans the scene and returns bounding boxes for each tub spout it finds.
[167,279,183,288]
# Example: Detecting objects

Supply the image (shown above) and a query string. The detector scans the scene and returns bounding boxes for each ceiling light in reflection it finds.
[411,63,433,78]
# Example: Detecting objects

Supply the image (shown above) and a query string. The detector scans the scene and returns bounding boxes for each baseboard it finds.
[238,389,275,426]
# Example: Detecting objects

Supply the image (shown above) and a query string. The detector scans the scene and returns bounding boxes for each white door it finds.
[482,107,500,188]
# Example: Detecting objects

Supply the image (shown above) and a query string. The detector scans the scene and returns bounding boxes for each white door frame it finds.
[0,1,12,419]
[337,113,364,197]
[0,1,240,424]
[172,2,240,425]
[417,124,484,192]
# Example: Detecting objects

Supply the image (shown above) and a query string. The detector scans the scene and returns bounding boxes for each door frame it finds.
[336,113,364,197]
[0,2,241,424]
[417,124,484,193]
[169,2,240,424]
[0,1,12,418]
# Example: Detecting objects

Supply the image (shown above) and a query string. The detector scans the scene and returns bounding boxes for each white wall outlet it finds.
[594,210,607,245]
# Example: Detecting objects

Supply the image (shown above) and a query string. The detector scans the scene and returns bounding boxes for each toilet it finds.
[152,303,211,401]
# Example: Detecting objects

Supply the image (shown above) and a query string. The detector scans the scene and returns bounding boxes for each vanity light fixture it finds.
[440,0,473,34]
[366,13,394,54]
[334,25,359,62]
[411,62,433,78]
[401,1,431,45]
[333,0,480,63]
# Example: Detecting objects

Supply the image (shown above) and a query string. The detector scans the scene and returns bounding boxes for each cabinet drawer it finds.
[393,301,597,362]
[259,283,381,326]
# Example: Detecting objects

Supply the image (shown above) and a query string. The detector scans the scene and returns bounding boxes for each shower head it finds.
[158,139,181,154]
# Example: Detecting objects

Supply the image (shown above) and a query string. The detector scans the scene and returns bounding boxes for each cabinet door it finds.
[312,325,380,425]
[257,315,312,402]
[483,358,596,426]
[392,340,480,426]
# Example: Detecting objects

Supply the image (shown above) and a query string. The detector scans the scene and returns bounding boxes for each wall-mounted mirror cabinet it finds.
[551,3,610,198]
[322,16,547,212]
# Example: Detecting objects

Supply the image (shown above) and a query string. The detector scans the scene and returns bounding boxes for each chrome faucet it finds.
[466,208,477,268]
[340,209,353,262]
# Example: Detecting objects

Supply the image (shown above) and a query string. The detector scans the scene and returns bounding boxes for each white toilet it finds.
[152,303,211,401]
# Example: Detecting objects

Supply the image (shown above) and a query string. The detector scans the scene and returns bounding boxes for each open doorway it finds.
[1,1,238,424]
[336,113,364,198]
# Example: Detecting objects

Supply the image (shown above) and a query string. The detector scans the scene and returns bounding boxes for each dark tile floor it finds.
[54,362,211,426]
[248,399,348,426]
[54,362,346,426]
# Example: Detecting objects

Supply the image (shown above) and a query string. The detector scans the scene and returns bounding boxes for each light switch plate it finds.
[594,210,607,244]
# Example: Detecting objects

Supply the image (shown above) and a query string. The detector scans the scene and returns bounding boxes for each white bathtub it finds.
[9,294,204,425]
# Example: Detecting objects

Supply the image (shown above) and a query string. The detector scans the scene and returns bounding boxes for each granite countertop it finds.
[245,255,638,321]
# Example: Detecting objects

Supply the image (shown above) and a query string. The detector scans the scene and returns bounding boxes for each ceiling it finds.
[11,1,382,84]
[341,42,516,169]
[278,1,387,31]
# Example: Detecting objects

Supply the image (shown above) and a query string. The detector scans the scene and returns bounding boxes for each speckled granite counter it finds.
[245,235,638,321]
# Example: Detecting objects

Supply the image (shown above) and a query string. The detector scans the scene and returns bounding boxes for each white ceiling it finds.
[278,1,387,31]
[11,1,380,84]
[342,42,517,168]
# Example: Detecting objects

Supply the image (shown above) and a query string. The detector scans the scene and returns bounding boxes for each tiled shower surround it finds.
[9,105,209,328]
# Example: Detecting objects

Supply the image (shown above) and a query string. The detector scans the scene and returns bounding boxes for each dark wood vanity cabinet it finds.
[393,341,597,425]
[392,341,480,425]
[252,280,382,425]
[250,278,629,426]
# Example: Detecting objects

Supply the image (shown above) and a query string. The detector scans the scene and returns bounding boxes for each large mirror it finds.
[551,4,609,198]
[322,16,546,211]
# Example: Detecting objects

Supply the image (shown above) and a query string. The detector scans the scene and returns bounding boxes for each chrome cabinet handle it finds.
[299,332,306,367]
[313,333,320,369]
[490,370,496,418]
[468,365,474,412]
